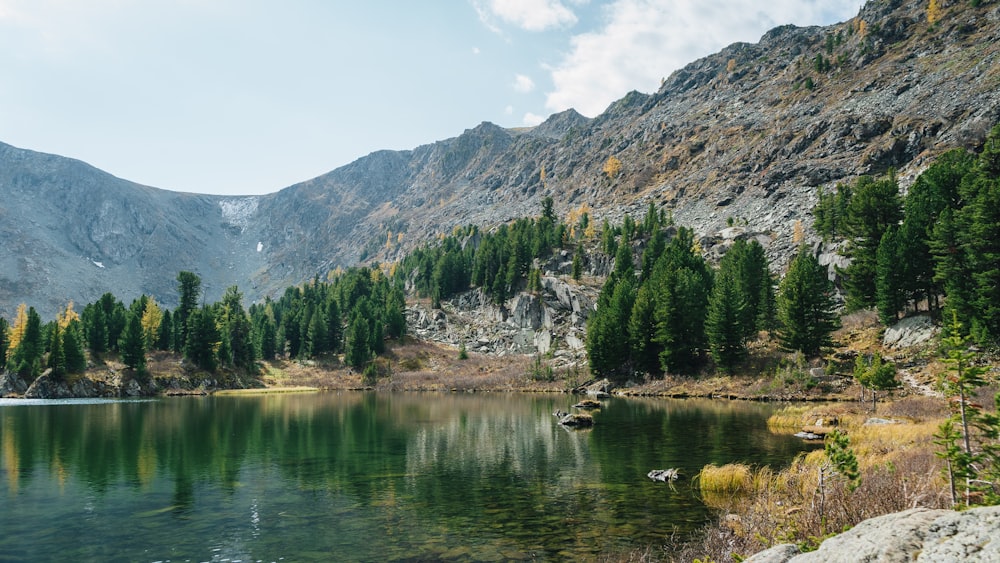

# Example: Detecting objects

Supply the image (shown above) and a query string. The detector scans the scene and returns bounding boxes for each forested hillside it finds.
[2,0,999,319]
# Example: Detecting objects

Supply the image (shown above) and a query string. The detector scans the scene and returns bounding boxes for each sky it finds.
[0,0,865,196]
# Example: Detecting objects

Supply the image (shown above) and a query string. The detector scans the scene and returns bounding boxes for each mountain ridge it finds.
[2,0,999,318]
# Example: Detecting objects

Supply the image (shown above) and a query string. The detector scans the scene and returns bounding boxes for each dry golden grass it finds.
[698,463,753,495]
[679,399,953,562]
[213,386,319,395]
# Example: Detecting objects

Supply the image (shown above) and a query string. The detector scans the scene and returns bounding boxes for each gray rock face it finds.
[23,370,118,399]
[0,372,29,396]
[745,506,1000,563]
[407,277,597,365]
[920,507,1000,562]
[883,314,939,349]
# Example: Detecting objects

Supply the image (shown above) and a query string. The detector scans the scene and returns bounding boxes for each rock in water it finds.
[558,413,593,427]
[647,469,680,482]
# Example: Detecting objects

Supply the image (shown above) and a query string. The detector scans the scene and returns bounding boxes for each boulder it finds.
[558,413,593,427]
[534,329,552,355]
[745,506,1000,562]
[883,315,938,349]
[0,371,29,397]
[647,468,680,482]
[24,370,116,399]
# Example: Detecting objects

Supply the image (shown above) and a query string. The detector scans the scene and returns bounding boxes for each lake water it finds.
[0,393,813,561]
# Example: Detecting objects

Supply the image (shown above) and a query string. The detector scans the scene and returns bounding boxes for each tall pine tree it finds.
[842,174,902,310]
[777,247,840,356]
[706,265,747,373]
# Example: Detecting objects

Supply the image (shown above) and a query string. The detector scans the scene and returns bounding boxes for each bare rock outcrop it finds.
[407,276,597,366]
[745,506,1000,563]
[883,314,939,349]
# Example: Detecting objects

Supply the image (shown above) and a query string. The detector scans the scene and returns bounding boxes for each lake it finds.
[0,393,814,561]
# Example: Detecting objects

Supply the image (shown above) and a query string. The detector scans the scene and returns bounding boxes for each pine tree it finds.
[63,320,87,374]
[586,276,635,379]
[86,303,109,355]
[47,323,67,380]
[964,174,1000,343]
[903,149,973,310]
[572,245,584,281]
[175,271,202,351]
[936,314,996,506]
[842,174,902,310]
[651,228,712,375]
[777,247,840,356]
[184,305,219,372]
[9,306,43,380]
[325,299,342,353]
[307,307,328,357]
[706,266,747,373]
[0,316,8,370]
[601,219,617,256]
[726,239,773,338]
[219,286,255,370]
[628,283,658,374]
[612,236,634,282]
[345,315,372,368]
[640,228,665,281]
[930,208,976,333]
[259,315,277,360]
[119,312,147,377]
[157,310,174,351]
[875,227,906,325]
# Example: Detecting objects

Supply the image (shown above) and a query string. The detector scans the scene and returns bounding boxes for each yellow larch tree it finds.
[141,301,163,347]
[927,0,942,24]
[603,156,622,179]
[57,301,80,330]
[6,304,28,360]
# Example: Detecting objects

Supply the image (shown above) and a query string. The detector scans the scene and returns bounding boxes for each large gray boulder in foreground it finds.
[746,506,1000,562]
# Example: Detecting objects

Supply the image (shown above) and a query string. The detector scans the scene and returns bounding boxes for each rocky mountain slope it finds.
[2,0,999,318]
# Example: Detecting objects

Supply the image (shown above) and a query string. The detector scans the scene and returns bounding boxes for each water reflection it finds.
[0,393,814,561]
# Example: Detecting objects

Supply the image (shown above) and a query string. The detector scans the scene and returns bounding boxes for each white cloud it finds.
[545,0,864,116]
[472,46,481,55]
[513,74,536,93]
[505,105,515,115]
[476,0,579,32]
[523,112,546,126]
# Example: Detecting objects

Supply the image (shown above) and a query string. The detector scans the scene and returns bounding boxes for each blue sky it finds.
[0,0,865,195]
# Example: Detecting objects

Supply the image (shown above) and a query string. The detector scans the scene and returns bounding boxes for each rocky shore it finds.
[746,506,1000,563]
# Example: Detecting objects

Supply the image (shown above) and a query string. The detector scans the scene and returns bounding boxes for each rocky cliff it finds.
[2,0,999,317]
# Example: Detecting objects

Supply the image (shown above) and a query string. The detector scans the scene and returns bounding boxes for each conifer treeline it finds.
[392,197,593,306]
[0,267,407,383]
[816,123,1000,344]
[3,125,997,384]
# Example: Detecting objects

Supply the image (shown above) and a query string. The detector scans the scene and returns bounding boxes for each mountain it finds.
[2,0,1000,318]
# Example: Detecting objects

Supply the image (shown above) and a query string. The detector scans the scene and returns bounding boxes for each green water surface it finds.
[0,393,813,561]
